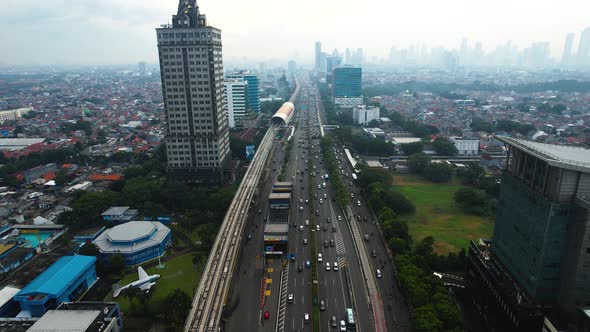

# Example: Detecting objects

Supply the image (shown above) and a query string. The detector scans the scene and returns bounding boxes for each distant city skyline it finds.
[0,0,590,66]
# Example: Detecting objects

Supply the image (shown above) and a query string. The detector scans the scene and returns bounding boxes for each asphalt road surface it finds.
[223,79,410,332]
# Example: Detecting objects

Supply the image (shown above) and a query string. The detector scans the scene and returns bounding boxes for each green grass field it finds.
[392,173,494,255]
[107,253,201,312]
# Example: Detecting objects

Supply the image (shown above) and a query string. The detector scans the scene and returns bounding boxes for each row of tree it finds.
[454,163,499,217]
[377,206,464,331]
[332,127,396,157]
[456,163,500,197]
[470,118,536,135]
[357,168,415,215]
[121,287,192,331]
[407,153,454,183]
[401,137,458,156]
[319,136,349,206]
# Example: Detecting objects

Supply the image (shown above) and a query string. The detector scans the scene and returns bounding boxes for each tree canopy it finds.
[407,153,431,174]
[432,137,458,156]
[400,141,423,155]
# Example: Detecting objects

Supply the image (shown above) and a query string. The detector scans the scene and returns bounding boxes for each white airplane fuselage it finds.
[113,274,160,297]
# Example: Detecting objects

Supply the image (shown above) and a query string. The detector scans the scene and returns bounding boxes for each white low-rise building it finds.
[451,137,479,155]
[0,107,33,124]
[353,105,380,125]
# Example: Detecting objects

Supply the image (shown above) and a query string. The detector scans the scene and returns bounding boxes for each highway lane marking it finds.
[337,267,349,309]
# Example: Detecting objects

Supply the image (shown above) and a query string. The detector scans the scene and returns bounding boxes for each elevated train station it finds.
[264,181,293,255]
[270,102,295,126]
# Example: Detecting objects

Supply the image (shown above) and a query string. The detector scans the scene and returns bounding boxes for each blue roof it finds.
[17,255,96,297]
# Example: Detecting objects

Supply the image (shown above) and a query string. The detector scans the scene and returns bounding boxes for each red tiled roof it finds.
[89,174,123,181]
[43,172,56,181]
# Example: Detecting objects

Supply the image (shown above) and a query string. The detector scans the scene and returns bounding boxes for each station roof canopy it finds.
[271,102,295,125]
[269,192,291,200]
[273,181,293,187]
[264,223,289,234]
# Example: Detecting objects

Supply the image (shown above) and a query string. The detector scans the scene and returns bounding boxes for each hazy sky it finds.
[1,0,589,66]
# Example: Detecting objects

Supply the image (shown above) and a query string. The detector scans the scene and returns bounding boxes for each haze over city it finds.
[1,0,590,65]
[2,0,590,331]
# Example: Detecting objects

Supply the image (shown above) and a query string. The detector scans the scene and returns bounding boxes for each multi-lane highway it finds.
[184,77,301,332]
[281,81,374,332]
[186,73,410,332]
[314,85,412,332]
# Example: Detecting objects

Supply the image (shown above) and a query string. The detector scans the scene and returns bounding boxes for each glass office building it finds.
[332,66,362,107]
[226,73,260,113]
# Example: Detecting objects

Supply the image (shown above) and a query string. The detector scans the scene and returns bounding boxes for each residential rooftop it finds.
[16,255,96,298]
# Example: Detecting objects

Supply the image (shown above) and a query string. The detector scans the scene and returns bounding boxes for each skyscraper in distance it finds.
[138,61,146,75]
[315,41,322,70]
[156,0,230,183]
[345,48,351,65]
[277,73,290,100]
[577,27,590,67]
[288,60,296,76]
[562,33,574,66]
[325,56,341,88]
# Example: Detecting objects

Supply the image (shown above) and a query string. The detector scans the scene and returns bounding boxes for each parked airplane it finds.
[113,266,160,298]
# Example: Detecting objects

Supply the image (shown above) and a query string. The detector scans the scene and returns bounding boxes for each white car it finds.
[339,320,346,331]
[299,225,303,231]
[316,225,320,231]
[304,313,310,323]
[303,238,308,244]
[337,215,342,221]
[376,269,382,278]
[325,262,331,271]
[357,200,361,207]
[323,193,327,199]
[288,293,294,303]
[333,261,339,271]
[317,253,323,262]
[305,219,309,226]
[319,199,323,204]
[299,206,303,211]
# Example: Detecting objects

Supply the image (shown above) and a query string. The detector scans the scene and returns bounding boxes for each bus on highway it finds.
[345,308,356,329]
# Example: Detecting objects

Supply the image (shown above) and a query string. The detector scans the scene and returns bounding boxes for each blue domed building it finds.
[93,221,171,266]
